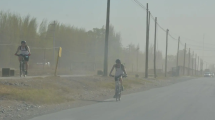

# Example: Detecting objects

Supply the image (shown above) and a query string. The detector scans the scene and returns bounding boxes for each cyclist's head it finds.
[21,41,26,46]
[116,59,121,64]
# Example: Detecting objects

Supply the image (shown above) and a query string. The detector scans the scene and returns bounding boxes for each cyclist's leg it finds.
[25,61,28,71]
[119,76,124,91]
[113,76,118,98]
[18,55,23,76]
[24,56,29,74]
[119,77,123,85]
[18,56,22,62]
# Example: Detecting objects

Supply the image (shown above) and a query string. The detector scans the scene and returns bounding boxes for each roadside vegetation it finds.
[0,76,158,104]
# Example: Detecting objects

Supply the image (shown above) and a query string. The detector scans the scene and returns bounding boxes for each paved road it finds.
[29,77,215,120]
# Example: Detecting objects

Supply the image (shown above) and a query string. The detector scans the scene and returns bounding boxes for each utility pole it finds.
[165,29,169,77]
[198,56,199,75]
[8,44,11,67]
[148,11,151,35]
[200,58,202,74]
[94,37,97,71]
[202,59,204,74]
[145,3,149,78]
[127,45,131,70]
[202,34,205,74]
[137,44,139,72]
[176,37,180,68]
[43,48,46,70]
[195,54,197,75]
[103,0,110,76]
[200,59,202,73]
[192,51,194,75]
[154,17,157,78]
[52,21,56,66]
[183,43,186,75]
[188,48,190,75]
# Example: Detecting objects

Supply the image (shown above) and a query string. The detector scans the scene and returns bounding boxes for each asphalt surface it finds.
[29,77,215,120]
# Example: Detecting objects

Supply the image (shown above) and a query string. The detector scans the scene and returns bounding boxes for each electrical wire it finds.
[150,12,156,21]
[133,0,147,10]
[131,0,213,65]
[157,23,166,32]
[168,33,178,41]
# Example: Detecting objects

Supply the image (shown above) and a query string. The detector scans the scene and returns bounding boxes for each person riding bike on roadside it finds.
[15,41,31,75]
[109,59,127,98]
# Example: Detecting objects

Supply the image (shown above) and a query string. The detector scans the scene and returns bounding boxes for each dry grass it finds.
[99,82,115,89]
[99,77,147,89]
[156,76,167,80]
[0,75,160,105]
[0,83,72,104]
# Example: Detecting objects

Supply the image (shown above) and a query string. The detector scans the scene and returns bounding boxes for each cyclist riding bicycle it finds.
[109,59,127,98]
[15,41,31,75]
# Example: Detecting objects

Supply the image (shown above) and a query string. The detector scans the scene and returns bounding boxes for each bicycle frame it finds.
[18,55,27,77]
[111,74,126,101]
[115,78,121,101]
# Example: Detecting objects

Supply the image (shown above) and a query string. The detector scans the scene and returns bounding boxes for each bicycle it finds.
[110,74,127,101]
[16,54,29,77]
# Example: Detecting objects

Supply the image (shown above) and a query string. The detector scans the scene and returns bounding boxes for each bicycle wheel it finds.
[116,85,121,101]
[116,86,119,101]
[116,89,118,101]
[20,62,22,77]
[119,87,121,101]
[23,63,26,77]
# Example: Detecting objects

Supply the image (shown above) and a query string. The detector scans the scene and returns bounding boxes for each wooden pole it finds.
[183,43,186,75]
[103,0,110,76]
[165,29,169,77]
[154,17,157,78]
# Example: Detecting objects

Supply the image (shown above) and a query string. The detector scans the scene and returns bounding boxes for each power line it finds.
[132,0,157,22]
[157,23,166,32]
[168,33,178,41]
[134,0,147,10]
[132,0,147,10]
[130,0,213,58]
[150,12,156,21]
[131,0,179,42]
[167,32,204,44]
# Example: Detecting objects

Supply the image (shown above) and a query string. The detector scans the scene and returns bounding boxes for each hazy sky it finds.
[1,0,215,65]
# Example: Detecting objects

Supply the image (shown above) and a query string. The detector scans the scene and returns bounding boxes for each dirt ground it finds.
[0,75,195,120]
